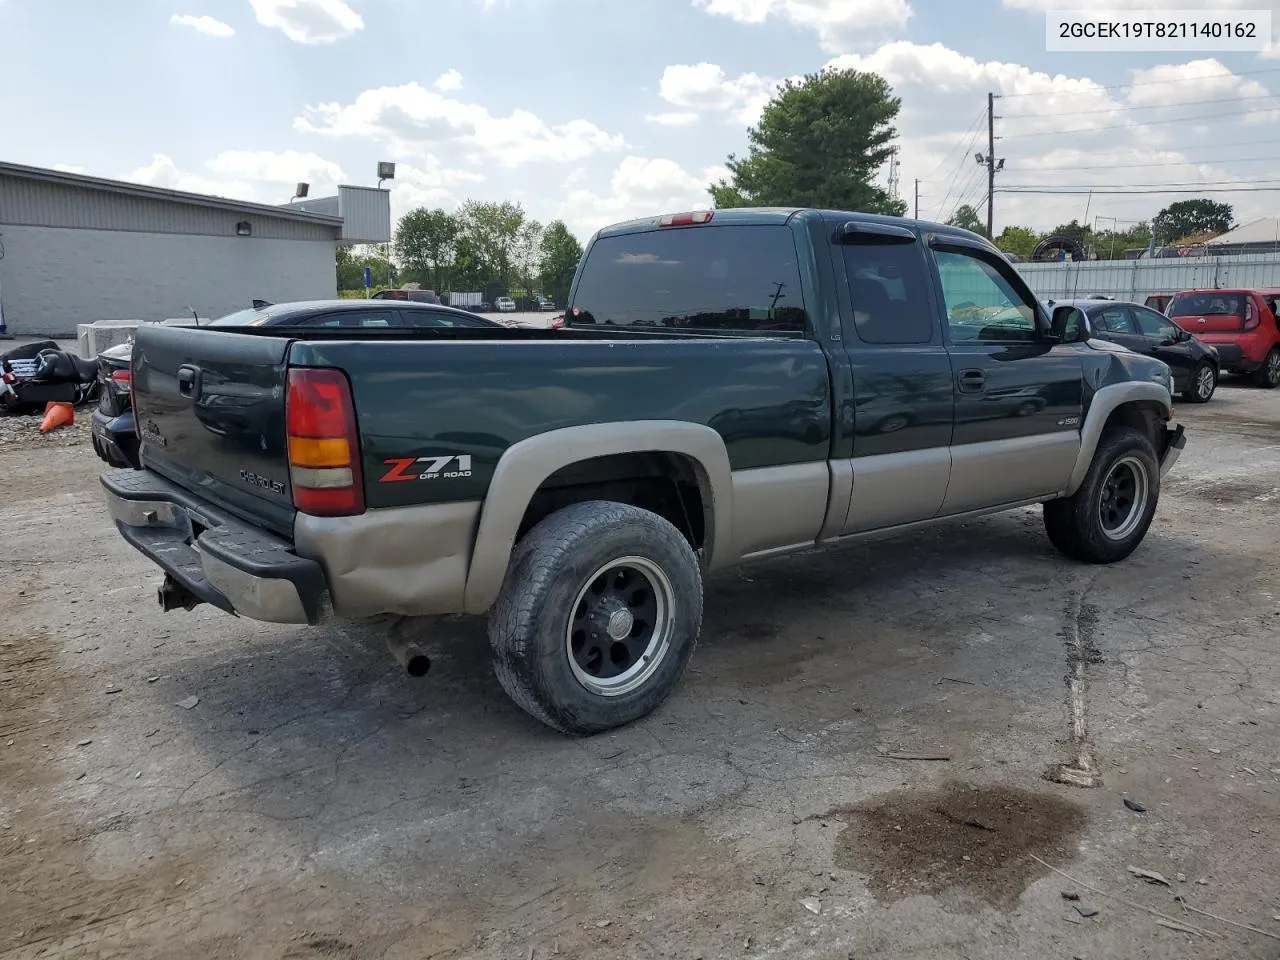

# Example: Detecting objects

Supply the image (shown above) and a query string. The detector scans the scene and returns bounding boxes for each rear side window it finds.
[1168,293,1243,318]
[841,239,935,344]
[568,225,807,335]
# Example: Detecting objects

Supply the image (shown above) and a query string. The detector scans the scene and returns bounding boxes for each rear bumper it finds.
[1159,422,1186,479]
[1209,344,1252,370]
[91,408,140,469]
[101,469,328,625]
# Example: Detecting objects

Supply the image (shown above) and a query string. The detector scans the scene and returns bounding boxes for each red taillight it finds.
[285,367,365,516]
[111,368,131,383]
[1243,300,1259,331]
[658,210,714,227]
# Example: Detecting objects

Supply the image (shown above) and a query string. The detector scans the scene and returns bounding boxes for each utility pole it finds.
[914,178,920,220]
[986,92,995,237]
[975,92,1003,237]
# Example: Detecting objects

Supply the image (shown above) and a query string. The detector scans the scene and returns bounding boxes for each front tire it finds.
[1182,361,1217,403]
[1254,348,1280,388]
[1044,427,1160,564]
[488,501,703,735]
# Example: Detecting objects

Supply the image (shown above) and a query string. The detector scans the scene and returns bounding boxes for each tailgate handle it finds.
[177,364,201,400]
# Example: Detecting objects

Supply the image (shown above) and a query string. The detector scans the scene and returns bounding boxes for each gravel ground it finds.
[2,379,1279,960]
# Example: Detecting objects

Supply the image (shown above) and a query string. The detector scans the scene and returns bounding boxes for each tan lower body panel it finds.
[843,447,951,535]
[294,500,481,619]
[943,432,1079,515]
[728,462,830,561]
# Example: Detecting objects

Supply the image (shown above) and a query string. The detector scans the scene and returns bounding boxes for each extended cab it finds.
[103,209,1186,735]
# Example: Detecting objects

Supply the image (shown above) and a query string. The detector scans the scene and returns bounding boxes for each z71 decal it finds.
[380,455,473,482]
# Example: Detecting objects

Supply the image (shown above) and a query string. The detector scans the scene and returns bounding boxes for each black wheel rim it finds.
[1268,352,1280,385]
[566,556,673,697]
[1098,456,1149,540]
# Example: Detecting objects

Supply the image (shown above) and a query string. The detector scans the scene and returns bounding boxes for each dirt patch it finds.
[1166,475,1280,506]
[828,782,1087,907]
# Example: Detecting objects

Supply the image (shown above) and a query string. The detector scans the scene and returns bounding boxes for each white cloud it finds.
[249,0,363,44]
[53,163,87,174]
[821,41,1280,231]
[645,111,701,126]
[294,82,627,167]
[126,153,253,198]
[553,156,724,238]
[388,156,485,220]
[657,63,782,124]
[692,0,912,52]
[434,69,463,92]
[169,13,236,37]
[205,149,347,189]
[123,149,348,202]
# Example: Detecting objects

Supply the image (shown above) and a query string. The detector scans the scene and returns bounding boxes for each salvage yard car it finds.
[1047,297,1220,403]
[101,208,1185,735]
[1167,288,1280,388]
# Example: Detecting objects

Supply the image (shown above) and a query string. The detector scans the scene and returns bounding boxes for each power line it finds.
[933,123,987,220]
[1022,152,1280,171]
[995,65,1280,99]
[1002,90,1280,119]
[1003,177,1280,188]
[1000,103,1280,139]
[920,108,986,180]
[998,185,1280,195]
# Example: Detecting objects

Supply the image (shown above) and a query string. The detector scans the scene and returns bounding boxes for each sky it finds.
[4,0,1280,240]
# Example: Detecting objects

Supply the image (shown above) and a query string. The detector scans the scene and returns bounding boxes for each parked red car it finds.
[1166,288,1280,388]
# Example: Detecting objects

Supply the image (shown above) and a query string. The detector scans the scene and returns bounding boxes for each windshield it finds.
[207,307,271,327]
[1168,293,1244,318]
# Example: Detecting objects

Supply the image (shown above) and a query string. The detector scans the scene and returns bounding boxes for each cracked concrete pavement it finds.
[2,383,1279,959]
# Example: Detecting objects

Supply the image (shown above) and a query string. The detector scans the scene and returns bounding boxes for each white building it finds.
[0,162,390,336]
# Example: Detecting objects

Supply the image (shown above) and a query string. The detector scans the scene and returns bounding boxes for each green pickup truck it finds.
[103,208,1185,734]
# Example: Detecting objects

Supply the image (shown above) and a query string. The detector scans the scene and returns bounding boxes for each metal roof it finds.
[1205,217,1280,246]
[0,160,343,225]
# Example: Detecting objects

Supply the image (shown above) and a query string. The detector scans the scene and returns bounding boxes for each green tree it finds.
[539,220,583,304]
[511,220,544,297]
[335,244,391,292]
[394,208,459,294]
[1153,199,1233,244]
[947,204,985,235]
[455,199,526,288]
[994,225,1041,259]
[709,68,906,215]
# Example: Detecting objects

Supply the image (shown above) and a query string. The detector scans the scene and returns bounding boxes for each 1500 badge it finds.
[380,455,473,482]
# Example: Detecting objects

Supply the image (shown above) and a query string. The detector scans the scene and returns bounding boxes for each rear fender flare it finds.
[463,420,733,614]
[1066,382,1173,496]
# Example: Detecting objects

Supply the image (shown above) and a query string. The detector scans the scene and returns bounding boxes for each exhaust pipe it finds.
[386,631,431,677]
[157,575,202,612]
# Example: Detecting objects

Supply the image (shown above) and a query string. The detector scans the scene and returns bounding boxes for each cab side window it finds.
[841,239,935,344]
[1133,307,1180,341]
[1093,307,1138,335]
[934,250,1038,343]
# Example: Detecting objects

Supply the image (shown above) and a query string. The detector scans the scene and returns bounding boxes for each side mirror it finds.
[1051,305,1087,343]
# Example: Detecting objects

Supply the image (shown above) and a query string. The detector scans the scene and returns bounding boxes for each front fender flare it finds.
[1065,382,1173,496]
[462,420,733,614]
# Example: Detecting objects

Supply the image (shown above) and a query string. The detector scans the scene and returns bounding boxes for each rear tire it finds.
[1044,427,1160,564]
[1182,361,1217,403]
[487,500,703,735]
[1254,347,1280,388]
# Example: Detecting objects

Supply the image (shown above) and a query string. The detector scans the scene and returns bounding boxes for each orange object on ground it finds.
[39,401,75,432]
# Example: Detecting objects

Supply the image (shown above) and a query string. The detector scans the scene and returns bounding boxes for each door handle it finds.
[957,368,985,393]
[177,364,201,399]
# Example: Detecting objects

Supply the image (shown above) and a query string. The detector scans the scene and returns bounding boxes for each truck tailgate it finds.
[132,324,296,536]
